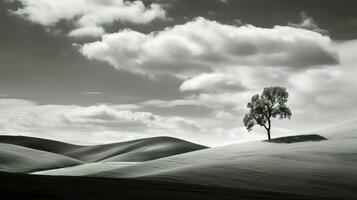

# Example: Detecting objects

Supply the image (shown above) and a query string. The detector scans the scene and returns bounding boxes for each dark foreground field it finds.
[0,172,344,200]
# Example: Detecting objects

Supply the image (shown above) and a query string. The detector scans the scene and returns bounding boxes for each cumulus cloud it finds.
[179,40,357,130]
[80,17,338,77]
[139,39,357,137]
[180,72,246,92]
[8,104,199,131]
[8,0,166,37]
[68,26,105,38]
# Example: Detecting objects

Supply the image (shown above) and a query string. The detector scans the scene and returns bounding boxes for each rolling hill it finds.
[64,136,208,162]
[0,136,207,162]
[0,143,82,173]
[36,120,357,200]
[2,121,357,199]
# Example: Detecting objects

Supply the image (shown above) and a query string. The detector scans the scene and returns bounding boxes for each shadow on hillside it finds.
[266,134,327,144]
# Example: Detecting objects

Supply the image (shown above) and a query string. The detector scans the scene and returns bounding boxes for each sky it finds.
[0,0,357,146]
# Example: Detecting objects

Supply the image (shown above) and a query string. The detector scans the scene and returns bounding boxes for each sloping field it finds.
[53,121,356,200]
[0,136,207,162]
[4,121,357,199]
[34,162,137,176]
[0,143,82,173]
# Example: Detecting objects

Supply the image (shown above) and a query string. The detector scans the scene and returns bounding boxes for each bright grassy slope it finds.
[51,120,355,199]
[34,162,137,176]
[0,143,83,173]
[66,136,207,162]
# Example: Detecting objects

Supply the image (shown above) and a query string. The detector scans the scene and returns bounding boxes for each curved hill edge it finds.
[0,135,208,162]
[0,143,83,173]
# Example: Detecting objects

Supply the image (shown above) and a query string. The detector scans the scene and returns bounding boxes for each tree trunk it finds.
[267,117,272,140]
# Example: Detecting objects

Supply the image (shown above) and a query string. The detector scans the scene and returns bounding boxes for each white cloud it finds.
[112,104,141,110]
[142,91,255,112]
[0,99,38,122]
[68,26,105,38]
[0,98,36,108]
[182,40,357,132]
[315,94,353,106]
[80,17,338,78]
[7,104,199,131]
[143,99,201,108]
[81,91,103,95]
[191,92,254,110]
[8,0,166,37]
[137,39,357,138]
[180,72,246,92]
[0,101,202,144]
[211,110,236,120]
[288,12,328,34]
[180,66,292,94]
[73,17,345,133]
[288,68,343,92]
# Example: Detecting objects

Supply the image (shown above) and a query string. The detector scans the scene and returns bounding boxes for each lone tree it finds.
[243,86,292,140]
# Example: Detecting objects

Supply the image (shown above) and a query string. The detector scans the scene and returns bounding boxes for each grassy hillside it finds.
[0,136,207,162]
[0,135,80,154]
[0,143,82,173]
[34,162,137,176]
[65,136,207,162]
[4,121,357,199]
[66,123,356,200]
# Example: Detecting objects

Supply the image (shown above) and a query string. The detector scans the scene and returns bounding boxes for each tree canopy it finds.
[243,86,292,140]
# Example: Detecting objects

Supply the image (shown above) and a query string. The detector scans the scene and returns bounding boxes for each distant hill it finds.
[0,135,207,162]
[0,135,80,154]
[0,143,82,173]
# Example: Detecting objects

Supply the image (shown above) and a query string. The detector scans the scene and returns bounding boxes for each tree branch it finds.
[261,122,268,130]
[252,115,268,130]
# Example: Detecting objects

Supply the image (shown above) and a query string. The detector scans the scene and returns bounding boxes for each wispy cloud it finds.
[288,12,328,34]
